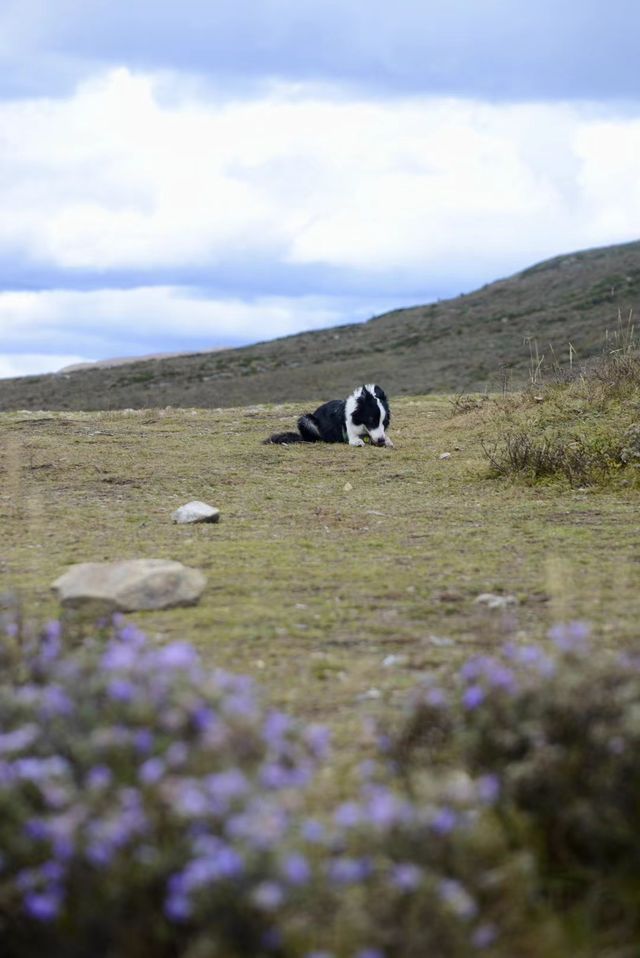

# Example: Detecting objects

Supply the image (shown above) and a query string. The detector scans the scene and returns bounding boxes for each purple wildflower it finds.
[263,711,292,744]
[334,801,362,828]
[425,686,448,708]
[390,863,423,891]
[365,787,408,828]
[116,623,146,646]
[472,924,498,948]
[281,852,310,886]
[133,729,154,753]
[153,642,199,670]
[301,819,326,843]
[165,892,192,922]
[462,684,485,710]
[549,621,591,653]
[206,768,249,802]
[328,857,371,885]
[106,678,135,702]
[86,765,113,790]
[24,888,63,921]
[303,724,331,758]
[191,704,216,731]
[476,774,501,804]
[0,725,39,754]
[24,819,49,841]
[172,781,209,818]
[101,643,138,671]
[41,686,74,717]
[40,621,62,661]
[139,758,165,784]
[431,807,458,835]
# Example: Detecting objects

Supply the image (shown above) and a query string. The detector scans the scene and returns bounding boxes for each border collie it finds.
[265,384,393,447]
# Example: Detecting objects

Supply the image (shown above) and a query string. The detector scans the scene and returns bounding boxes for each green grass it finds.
[2,395,639,757]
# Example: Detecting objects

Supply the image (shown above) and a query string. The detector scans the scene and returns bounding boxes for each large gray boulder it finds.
[52,559,206,612]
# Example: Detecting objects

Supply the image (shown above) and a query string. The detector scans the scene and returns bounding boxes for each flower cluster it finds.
[395,622,640,944]
[0,618,328,957]
[3,614,638,956]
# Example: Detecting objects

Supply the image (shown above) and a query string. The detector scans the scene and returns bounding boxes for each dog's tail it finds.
[263,412,322,445]
[263,431,307,445]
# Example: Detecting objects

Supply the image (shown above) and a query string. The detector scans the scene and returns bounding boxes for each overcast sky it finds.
[1,1,639,378]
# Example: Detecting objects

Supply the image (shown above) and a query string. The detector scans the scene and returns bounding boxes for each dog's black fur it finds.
[265,384,393,447]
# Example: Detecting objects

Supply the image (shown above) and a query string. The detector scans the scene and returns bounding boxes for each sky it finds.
[1,1,639,378]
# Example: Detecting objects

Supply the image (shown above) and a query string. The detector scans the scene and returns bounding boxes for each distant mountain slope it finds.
[1,239,638,410]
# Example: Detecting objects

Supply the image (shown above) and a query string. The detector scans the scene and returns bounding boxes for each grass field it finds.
[2,394,639,758]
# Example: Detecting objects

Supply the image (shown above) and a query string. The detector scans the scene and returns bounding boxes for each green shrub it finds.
[394,624,640,947]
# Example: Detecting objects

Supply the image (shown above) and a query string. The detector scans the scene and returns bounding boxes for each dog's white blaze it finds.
[367,396,387,443]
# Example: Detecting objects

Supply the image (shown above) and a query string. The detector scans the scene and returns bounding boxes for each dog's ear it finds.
[374,385,388,403]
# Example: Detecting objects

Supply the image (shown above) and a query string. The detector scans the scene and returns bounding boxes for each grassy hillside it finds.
[0,239,638,411]
[2,394,639,751]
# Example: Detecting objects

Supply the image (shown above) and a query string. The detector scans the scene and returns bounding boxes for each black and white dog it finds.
[265,384,393,447]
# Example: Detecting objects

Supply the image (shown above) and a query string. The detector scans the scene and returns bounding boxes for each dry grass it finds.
[2,395,639,762]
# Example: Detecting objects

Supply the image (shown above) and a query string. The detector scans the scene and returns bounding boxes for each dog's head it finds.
[350,384,391,446]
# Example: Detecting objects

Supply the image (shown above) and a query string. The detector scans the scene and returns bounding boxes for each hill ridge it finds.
[1,238,638,410]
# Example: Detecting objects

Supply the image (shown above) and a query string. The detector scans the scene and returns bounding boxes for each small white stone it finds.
[172,501,220,524]
[428,635,455,647]
[439,452,452,460]
[382,654,408,668]
[343,482,353,492]
[474,592,518,609]
[358,687,382,701]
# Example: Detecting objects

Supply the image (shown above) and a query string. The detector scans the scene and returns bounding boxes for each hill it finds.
[0,239,638,410]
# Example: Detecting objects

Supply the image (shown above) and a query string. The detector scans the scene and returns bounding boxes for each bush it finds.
[480,315,640,486]
[5,614,640,955]
[0,618,328,958]
[0,617,550,958]
[394,623,640,946]
[481,428,627,486]
[311,769,549,958]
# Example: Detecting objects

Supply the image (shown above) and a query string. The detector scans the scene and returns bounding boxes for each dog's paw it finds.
[384,437,395,448]
[349,437,366,447]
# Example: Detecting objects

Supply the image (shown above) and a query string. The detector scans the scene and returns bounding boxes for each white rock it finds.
[52,559,206,612]
[439,452,452,460]
[382,654,408,668]
[428,635,455,647]
[358,687,382,701]
[343,482,353,492]
[474,592,518,609]
[172,501,220,524]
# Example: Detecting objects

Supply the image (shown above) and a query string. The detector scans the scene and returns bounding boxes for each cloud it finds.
[0,353,94,380]
[0,286,388,360]
[1,67,639,377]
[1,0,639,102]
[1,70,639,281]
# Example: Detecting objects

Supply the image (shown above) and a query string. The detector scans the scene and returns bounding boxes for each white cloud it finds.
[0,286,348,368]
[1,69,639,279]
[0,353,93,379]
[1,68,639,378]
